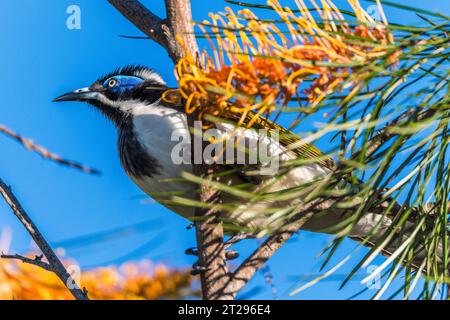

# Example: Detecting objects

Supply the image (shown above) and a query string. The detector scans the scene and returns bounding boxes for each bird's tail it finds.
[302,206,444,270]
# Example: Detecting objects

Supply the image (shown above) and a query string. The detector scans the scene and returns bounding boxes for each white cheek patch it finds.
[115,100,143,113]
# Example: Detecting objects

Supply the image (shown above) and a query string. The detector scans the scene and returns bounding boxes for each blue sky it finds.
[0,0,448,300]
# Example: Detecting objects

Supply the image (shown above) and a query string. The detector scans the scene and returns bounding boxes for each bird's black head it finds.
[54,65,168,124]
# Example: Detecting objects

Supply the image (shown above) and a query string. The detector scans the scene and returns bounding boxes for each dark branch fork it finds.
[0,178,89,300]
[0,126,98,299]
[108,0,196,63]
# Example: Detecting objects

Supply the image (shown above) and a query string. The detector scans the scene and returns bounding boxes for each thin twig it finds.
[222,229,297,298]
[219,208,316,298]
[0,125,100,175]
[1,254,52,272]
[108,0,175,62]
[0,178,89,300]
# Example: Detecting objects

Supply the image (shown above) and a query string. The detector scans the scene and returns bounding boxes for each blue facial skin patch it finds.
[103,75,145,94]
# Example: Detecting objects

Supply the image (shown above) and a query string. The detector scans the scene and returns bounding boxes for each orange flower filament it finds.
[170,0,398,128]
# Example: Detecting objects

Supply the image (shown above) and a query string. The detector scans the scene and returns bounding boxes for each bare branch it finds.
[218,205,317,298]
[1,253,52,272]
[222,230,296,298]
[108,0,198,63]
[108,0,169,48]
[108,0,197,63]
[164,0,198,61]
[193,176,231,300]
[187,113,231,300]
[0,125,100,175]
[0,178,89,300]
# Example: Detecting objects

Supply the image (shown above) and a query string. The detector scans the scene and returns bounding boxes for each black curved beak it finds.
[53,87,97,102]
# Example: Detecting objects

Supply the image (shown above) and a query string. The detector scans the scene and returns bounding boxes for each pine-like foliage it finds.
[163,0,450,299]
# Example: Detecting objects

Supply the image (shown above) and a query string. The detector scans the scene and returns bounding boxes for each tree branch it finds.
[164,0,225,300]
[218,203,319,298]
[0,125,100,175]
[218,182,445,297]
[164,0,198,62]
[0,178,89,300]
[194,187,231,300]
[1,254,52,272]
[188,119,231,300]
[222,229,298,299]
[107,0,197,63]
[108,0,171,53]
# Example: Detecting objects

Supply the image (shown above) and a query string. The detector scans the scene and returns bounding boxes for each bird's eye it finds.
[108,79,118,88]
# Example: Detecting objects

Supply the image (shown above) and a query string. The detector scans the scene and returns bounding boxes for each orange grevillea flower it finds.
[0,257,193,300]
[168,0,398,128]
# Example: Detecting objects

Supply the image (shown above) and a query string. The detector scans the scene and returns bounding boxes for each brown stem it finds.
[0,125,99,174]
[108,0,173,60]
[107,0,197,63]
[222,230,297,298]
[194,182,231,300]
[164,0,198,62]
[0,178,89,300]
[1,254,52,272]
[188,118,231,300]
[218,203,318,298]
